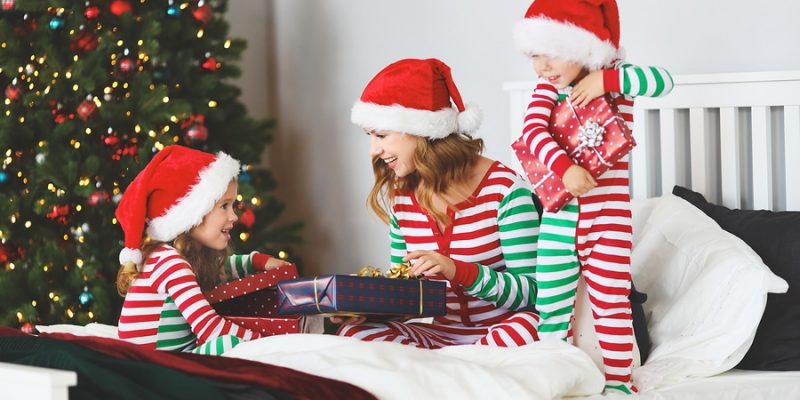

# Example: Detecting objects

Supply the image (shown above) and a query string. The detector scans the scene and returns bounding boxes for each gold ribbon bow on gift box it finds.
[315,263,424,316]
[357,263,419,279]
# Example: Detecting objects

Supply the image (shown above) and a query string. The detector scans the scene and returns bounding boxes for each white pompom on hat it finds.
[351,58,482,139]
[514,0,623,71]
[115,145,240,269]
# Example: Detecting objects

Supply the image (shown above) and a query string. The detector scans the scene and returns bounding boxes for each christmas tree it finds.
[0,0,301,330]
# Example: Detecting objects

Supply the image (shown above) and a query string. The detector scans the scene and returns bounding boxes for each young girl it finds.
[115,145,286,355]
[514,0,673,393]
[334,58,541,348]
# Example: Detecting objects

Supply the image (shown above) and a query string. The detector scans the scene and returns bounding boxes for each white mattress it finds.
[576,370,800,400]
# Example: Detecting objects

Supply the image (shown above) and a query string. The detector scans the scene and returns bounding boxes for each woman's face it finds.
[368,129,419,178]
[190,179,238,250]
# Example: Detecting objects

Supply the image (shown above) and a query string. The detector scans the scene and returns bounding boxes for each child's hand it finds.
[329,316,367,325]
[404,250,456,280]
[571,70,605,108]
[251,252,290,271]
[562,165,597,197]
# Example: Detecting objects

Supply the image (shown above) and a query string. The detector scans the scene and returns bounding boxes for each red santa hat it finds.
[514,0,622,70]
[115,145,240,268]
[351,58,482,140]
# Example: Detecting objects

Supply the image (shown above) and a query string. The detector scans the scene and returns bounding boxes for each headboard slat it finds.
[659,109,678,196]
[719,107,742,208]
[631,108,650,198]
[751,106,773,210]
[785,105,800,210]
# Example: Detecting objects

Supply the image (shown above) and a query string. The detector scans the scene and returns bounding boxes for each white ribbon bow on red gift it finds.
[566,98,615,167]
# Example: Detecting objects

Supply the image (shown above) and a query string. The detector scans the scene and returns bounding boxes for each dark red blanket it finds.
[0,326,376,400]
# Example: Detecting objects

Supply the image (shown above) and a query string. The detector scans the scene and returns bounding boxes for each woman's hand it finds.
[562,165,597,197]
[404,250,456,280]
[329,316,367,325]
[571,70,605,108]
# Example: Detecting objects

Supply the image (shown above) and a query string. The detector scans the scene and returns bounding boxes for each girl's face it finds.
[368,129,419,178]
[190,179,238,250]
[531,55,587,89]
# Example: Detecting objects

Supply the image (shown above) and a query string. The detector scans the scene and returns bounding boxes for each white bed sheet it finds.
[575,370,800,400]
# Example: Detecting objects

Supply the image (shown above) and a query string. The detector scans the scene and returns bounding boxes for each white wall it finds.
[228,0,800,275]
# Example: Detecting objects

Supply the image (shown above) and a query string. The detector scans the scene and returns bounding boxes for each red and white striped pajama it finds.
[338,162,541,348]
[520,62,673,393]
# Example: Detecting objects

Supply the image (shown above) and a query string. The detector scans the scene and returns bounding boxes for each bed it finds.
[3,70,799,399]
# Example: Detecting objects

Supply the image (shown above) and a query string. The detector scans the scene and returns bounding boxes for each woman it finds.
[334,58,541,348]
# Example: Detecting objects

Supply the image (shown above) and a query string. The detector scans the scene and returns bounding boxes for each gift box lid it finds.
[206,263,298,304]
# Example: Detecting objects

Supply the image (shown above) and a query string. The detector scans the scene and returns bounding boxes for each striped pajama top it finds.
[520,62,674,179]
[389,161,540,327]
[118,246,261,351]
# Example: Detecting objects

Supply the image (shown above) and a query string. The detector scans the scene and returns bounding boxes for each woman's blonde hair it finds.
[367,133,484,227]
[116,232,228,296]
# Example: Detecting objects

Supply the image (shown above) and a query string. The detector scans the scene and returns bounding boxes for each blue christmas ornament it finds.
[78,287,95,309]
[0,171,8,184]
[166,5,181,17]
[49,16,65,30]
[239,172,251,183]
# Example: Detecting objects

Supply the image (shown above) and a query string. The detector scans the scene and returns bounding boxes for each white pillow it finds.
[629,195,787,391]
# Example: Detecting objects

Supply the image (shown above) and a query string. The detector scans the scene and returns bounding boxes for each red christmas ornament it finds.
[192,3,213,24]
[46,204,71,224]
[4,84,21,101]
[88,190,110,206]
[0,243,10,263]
[84,5,100,19]
[70,30,98,54]
[112,143,137,161]
[76,99,97,120]
[103,134,120,147]
[21,322,35,334]
[201,56,219,71]
[185,123,208,145]
[2,0,14,11]
[118,57,135,74]
[109,0,132,16]
[239,207,255,229]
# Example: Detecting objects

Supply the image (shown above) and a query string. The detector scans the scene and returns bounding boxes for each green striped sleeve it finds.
[224,253,255,279]
[389,212,407,265]
[464,181,539,310]
[619,63,674,98]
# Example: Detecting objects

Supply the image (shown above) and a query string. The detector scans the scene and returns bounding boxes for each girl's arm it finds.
[452,180,540,310]
[156,259,260,343]
[603,63,674,98]
[519,78,575,178]
[225,252,285,279]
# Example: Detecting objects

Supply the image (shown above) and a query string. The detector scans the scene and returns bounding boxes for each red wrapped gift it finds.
[207,263,298,317]
[513,94,634,212]
[226,316,302,336]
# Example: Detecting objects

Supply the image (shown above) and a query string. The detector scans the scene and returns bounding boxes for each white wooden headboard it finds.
[504,71,800,211]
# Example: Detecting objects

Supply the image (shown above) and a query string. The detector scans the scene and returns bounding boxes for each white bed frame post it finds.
[505,71,800,211]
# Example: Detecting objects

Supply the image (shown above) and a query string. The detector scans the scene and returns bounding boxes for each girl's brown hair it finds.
[367,133,484,227]
[116,233,228,296]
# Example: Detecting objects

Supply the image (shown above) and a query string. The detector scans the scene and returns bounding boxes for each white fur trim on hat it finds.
[119,247,143,268]
[351,101,458,140]
[514,17,619,70]
[457,103,482,134]
[146,152,240,241]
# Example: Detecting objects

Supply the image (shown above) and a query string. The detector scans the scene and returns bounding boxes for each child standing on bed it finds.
[513,0,673,394]
[332,58,541,348]
[115,145,287,355]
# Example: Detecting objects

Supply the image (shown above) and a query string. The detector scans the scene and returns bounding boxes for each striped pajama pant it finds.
[535,161,636,393]
[337,311,540,348]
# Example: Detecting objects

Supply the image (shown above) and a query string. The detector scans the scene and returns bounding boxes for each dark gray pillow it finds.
[672,185,800,370]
